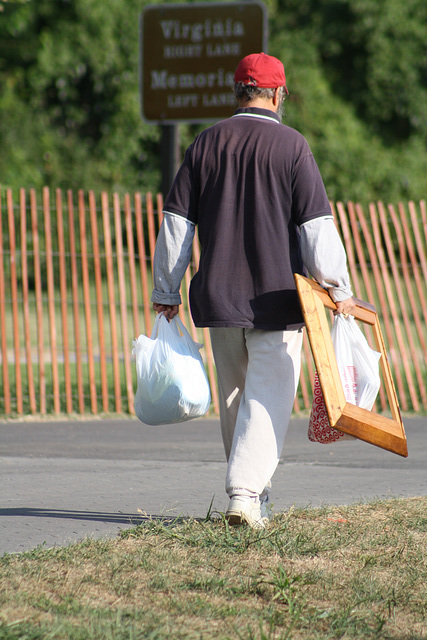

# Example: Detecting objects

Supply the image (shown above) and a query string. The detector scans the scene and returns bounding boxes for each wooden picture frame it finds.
[295,274,408,457]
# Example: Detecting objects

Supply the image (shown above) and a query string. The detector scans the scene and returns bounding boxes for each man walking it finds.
[151,53,355,527]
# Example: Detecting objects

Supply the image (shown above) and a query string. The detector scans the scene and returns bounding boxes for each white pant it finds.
[209,327,303,499]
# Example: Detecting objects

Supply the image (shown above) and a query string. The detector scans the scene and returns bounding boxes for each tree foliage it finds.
[0,0,426,202]
[271,0,427,201]
[0,0,161,193]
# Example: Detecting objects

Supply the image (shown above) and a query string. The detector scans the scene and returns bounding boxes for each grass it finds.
[0,497,426,639]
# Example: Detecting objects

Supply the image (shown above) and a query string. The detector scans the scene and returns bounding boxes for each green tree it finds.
[0,0,426,202]
[0,0,162,194]
[270,0,427,201]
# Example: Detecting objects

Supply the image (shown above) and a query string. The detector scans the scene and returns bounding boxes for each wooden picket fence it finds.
[0,186,426,417]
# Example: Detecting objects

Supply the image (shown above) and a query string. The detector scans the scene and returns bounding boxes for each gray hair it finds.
[234,82,277,103]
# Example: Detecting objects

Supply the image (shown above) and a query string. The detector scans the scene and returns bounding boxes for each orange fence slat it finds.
[409,201,427,288]
[336,202,363,299]
[336,202,385,413]
[183,262,199,343]
[30,189,46,414]
[124,193,140,339]
[0,189,11,413]
[114,192,134,414]
[347,202,386,409]
[146,192,157,266]
[420,200,427,247]
[78,191,97,414]
[201,326,219,415]
[20,189,36,414]
[296,342,310,411]
[67,190,85,414]
[350,203,376,305]
[56,189,73,414]
[156,193,164,227]
[388,205,427,358]
[134,192,152,336]
[370,203,408,410]
[43,187,60,413]
[377,202,419,411]
[177,299,187,325]
[355,204,395,411]
[102,191,121,413]
[398,202,427,328]
[388,204,427,410]
[7,189,23,413]
[89,190,109,413]
[302,330,314,408]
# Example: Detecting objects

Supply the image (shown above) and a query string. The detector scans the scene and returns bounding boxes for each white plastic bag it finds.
[308,314,381,444]
[132,314,211,425]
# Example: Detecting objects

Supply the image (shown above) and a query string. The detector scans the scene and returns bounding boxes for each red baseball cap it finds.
[234,53,289,94]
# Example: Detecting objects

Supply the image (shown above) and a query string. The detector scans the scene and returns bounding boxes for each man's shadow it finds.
[0,507,187,526]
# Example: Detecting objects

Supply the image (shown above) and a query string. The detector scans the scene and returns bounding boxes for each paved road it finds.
[1,416,425,555]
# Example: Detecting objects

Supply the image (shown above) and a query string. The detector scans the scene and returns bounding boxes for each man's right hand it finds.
[152,303,179,321]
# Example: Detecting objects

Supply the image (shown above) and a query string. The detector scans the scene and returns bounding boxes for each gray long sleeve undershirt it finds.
[151,212,195,306]
[151,212,353,307]
[299,216,353,302]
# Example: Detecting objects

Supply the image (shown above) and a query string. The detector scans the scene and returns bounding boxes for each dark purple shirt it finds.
[164,107,332,329]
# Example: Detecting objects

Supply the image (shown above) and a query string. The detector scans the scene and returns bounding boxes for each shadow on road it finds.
[0,508,186,526]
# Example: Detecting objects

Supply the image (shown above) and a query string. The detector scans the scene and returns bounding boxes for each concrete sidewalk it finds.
[1,416,425,555]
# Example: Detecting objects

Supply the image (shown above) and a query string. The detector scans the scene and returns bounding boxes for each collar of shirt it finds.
[232,107,281,124]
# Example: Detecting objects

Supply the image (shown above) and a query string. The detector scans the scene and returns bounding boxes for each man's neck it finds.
[238,98,276,113]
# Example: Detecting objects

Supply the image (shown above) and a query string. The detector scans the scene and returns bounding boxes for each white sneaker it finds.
[225,496,268,529]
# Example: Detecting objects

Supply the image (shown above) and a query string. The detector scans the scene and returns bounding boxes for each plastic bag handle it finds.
[151,313,184,339]
[153,314,200,349]
[153,313,184,339]
[150,313,162,339]
[173,316,190,339]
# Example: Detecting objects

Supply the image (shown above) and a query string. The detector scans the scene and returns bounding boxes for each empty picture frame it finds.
[295,274,408,457]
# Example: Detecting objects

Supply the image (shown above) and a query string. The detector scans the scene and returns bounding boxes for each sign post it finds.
[140,1,267,193]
